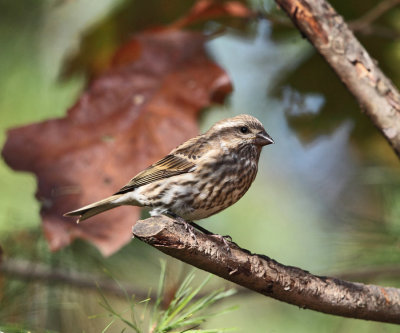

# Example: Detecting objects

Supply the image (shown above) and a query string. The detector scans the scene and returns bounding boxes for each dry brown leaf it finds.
[2,30,232,256]
[170,0,254,29]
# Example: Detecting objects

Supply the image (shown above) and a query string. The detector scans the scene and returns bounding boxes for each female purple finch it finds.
[65,114,273,223]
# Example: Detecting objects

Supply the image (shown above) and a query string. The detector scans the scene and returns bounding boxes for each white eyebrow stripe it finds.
[213,120,240,130]
[208,115,264,133]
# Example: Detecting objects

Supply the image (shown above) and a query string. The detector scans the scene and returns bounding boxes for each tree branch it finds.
[274,0,400,158]
[0,258,147,299]
[349,0,400,32]
[336,264,400,282]
[0,257,253,301]
[351,25,400,40]
[133,216,400,324]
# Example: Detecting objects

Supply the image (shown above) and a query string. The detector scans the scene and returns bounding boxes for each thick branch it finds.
[133,216,400,324]
[274,0,400,158]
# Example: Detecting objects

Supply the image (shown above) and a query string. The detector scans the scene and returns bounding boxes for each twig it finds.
[0,258,148,299]
[258,4,400,39]
[349,0,400,32]
[335,265,400,282]
[349,0,400,39]
[274,0,400,158]
[133,216,400,324]
[352,25,400,40]
[0,257,255,302]
[256,10,293,27]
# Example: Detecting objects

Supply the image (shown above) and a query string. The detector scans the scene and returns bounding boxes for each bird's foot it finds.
[182,220,233,252]
[209,234,232,252]
[165,212,233,250]
[182,220,197,242]
[168,214,198,242]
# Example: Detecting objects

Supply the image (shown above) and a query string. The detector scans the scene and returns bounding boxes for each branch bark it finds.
[274,0,400,158]
[133,216,400,324]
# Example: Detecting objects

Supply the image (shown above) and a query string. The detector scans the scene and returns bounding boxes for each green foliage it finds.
[342,168,400,270]
[0,325,31,333]
[0,324,57,333]
[93,263,236,332]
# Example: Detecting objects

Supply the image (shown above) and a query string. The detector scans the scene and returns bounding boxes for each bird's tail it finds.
[64,195,122,223]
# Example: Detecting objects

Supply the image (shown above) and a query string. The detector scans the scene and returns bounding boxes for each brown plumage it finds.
[64,114,273,222]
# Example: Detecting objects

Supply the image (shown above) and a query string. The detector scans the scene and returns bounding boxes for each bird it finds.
[64,114,274,228]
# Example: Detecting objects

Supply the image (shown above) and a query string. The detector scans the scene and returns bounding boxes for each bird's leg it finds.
[189,221,213,235]
[210,234,232,252]
[165,212,232,251]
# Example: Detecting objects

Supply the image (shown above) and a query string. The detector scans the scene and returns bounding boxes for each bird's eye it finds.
[239,126,249,134]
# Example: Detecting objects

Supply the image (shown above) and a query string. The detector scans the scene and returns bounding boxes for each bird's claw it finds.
[222,234,232,242]
[184,221,197,242]
[210,234,232,252]
[172,215,198,243]
[167,213,232,248]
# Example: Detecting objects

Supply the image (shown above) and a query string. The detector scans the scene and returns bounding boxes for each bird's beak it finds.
[255,130,274,146]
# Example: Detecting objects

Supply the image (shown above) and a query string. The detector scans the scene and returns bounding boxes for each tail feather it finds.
[64,195,121,223]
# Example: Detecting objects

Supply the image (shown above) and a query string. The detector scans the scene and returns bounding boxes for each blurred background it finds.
[1,0,400,332]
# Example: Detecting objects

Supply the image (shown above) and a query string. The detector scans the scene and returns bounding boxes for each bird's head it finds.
[206,114,274,152]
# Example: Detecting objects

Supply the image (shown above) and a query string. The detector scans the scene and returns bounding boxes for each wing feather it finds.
[114,154,196,194]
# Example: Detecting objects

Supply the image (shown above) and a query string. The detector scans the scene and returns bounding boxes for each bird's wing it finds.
[114,154,196,194]
[172,135,209,159]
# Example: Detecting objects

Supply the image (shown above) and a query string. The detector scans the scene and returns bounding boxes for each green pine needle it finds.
[93,262,236,332]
